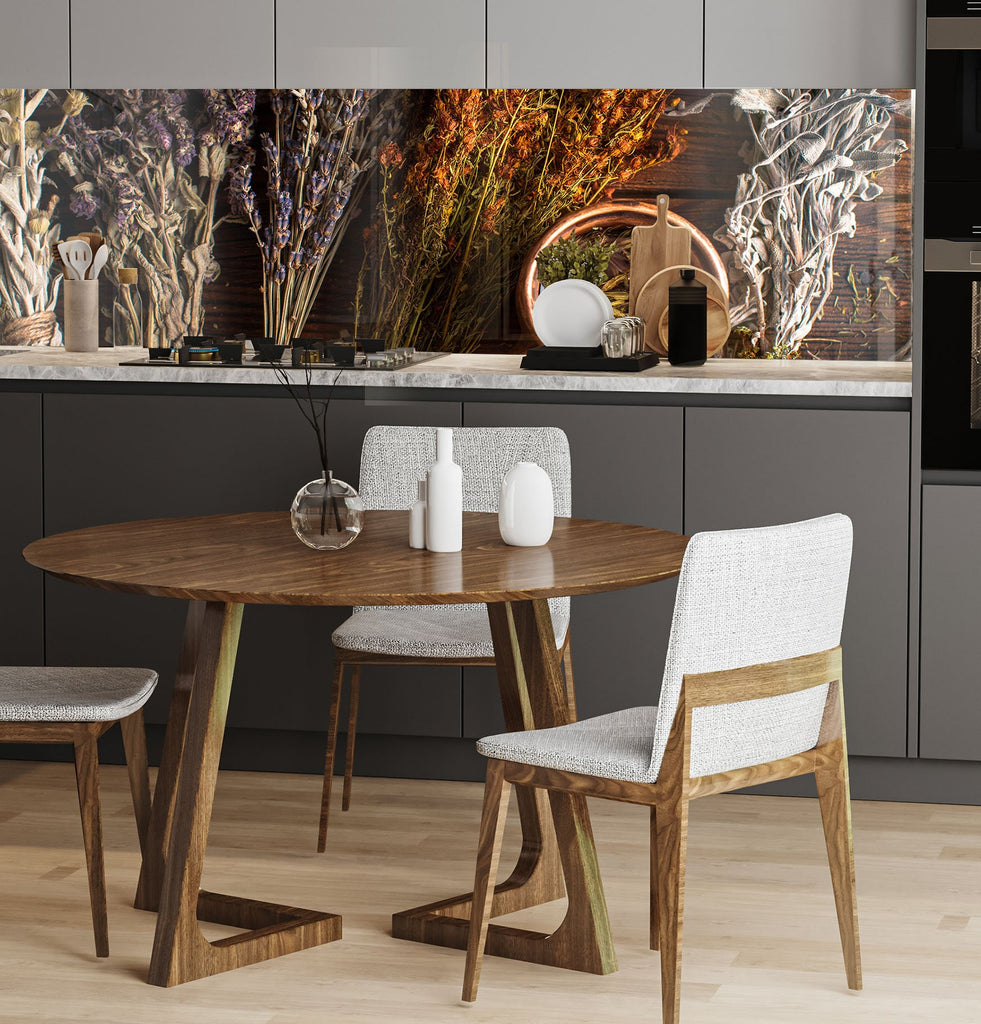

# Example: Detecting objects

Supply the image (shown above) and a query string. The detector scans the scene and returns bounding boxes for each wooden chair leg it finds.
[342,666,361,812]
[317,660,346,853]
[815,743,862,991]
[73,723,109,958]
[653,797,689,1024]
[462,759,512,1002]
[119,708,152,857]
[560,638,577,721]
[650,805,660,951]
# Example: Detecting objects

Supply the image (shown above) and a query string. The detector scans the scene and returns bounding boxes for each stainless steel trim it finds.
[927,16,981,49]
[924,238,981,270]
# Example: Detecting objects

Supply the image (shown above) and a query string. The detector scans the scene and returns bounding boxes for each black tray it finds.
[520,345,658,372]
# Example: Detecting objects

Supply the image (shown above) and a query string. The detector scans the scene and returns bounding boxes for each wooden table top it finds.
[23,510,689,606]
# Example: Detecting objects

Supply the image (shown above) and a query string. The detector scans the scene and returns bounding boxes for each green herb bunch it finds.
[535,230,616,289]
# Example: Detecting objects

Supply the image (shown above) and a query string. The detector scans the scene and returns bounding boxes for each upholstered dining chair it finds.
[0,666,157,957]
[318,425,574,852]
[462,514,860,1024]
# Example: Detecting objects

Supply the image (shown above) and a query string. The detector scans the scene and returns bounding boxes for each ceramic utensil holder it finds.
[64,278,99,352]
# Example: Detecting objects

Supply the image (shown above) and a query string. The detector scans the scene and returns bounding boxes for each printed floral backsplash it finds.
[0,87,912,359]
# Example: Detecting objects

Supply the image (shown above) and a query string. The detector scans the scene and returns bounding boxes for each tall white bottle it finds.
[425,428,462,552]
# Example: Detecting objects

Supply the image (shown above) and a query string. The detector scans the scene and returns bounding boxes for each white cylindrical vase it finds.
[409,478,428,549]
[499,462,554,547]
[64,278,99,352]
[426,427,462,552]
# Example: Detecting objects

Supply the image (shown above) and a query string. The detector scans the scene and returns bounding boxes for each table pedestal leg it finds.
[139,600,340,987]
[391,599,617,976]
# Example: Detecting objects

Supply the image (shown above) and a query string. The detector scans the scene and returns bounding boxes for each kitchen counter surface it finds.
[0,348,912,398]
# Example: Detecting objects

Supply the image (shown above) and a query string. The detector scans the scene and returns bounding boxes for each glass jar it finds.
[290,471,365,550]
[112,267,144,348]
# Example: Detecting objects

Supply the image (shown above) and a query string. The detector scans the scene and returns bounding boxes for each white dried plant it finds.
[0,89,81,345]
[716,89,910,357]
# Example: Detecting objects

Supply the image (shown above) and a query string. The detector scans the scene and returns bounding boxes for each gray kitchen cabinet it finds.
[0,1,70,87]
[42,393,461,739]
[487,0,703,88]
[919,486,981,761]
[70,0,274,87]
[704,0,916,88]
[0,394,43,665]
[276,0,485,88]
[461,402,684,738]
[684,407,910,758]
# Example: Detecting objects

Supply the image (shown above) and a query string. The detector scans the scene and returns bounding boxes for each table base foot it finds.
[392,898,616,975]
[147,890,341,987]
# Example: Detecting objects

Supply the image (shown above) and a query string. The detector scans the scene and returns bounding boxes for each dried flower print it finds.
[56,89,255,344]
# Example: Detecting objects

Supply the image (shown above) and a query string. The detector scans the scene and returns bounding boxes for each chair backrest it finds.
[650,514,853,781]
[359,426,572,516]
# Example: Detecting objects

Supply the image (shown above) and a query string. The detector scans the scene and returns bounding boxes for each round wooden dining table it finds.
[24,510,688,987]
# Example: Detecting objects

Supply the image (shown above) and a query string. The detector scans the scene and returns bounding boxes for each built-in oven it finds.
[921,242,981,468]
[922,4,981,467]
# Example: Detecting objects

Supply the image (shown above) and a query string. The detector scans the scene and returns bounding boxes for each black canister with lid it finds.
[667,268,707,366]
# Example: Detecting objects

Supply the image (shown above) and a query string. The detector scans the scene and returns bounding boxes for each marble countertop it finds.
[0,348,912,398]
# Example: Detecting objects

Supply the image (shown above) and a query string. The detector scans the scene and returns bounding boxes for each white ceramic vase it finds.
[499,461,554,547]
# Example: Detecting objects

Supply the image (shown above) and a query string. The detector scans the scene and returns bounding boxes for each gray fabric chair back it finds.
[650,514,853,780]
[359,426,572,516]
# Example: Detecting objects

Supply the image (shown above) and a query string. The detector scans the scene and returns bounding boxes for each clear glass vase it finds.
[290,471,365,550]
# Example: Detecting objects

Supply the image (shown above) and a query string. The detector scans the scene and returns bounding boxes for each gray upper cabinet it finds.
[704,0,916,88]
[684,407,910,758]
[487,0,703,88]
[919,486,981,761]
[277,0,485,88]
[70,0,274,88]
[0,1,70,87]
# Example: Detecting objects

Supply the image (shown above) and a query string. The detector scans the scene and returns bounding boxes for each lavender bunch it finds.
[229,89,397,345]
[56,89,255,344]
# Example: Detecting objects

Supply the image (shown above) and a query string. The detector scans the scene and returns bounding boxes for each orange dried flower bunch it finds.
[357,89,686,352]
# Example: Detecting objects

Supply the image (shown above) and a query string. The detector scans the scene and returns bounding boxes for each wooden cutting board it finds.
[628,194,691,315]
[635,265,730,356]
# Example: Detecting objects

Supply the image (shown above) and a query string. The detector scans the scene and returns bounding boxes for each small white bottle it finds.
[409,478,427,549]
[425,427,463,552]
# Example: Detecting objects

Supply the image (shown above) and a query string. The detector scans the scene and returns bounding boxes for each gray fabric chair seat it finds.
[333,598,570,660]
[477,705,659,783]
[0,666,158,722]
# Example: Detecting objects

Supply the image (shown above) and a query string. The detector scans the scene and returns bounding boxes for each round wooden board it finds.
[635,265,730,357]
[657,297,732,358]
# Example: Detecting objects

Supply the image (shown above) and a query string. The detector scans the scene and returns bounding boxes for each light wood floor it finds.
[0,760,979,1024]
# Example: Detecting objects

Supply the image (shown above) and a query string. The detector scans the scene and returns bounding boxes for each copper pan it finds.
[516,201,728,338]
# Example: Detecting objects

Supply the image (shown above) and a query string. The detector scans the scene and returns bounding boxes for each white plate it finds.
[532,279,614,348]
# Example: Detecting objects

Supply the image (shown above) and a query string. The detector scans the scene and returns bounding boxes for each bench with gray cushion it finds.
[319,425,574,852]
[0,665,158,958]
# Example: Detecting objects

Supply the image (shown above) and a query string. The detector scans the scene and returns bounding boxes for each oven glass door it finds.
[922,264,981,468]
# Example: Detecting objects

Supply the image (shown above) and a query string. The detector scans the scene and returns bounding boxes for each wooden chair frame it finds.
[317,631,576,853]
[0,709,152,957]
[462,646,861,1024]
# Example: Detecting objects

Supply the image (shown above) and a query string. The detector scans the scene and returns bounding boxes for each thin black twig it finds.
[268,357,343,533]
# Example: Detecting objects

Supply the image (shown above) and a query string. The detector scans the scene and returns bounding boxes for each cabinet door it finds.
[461,402,683,738]
[0,2,70,86]
[704,0,915,88]
[487,0,703,88]
[920,486,981,760]
[43,393,461,742]
[0,394,43,665]
[71,0,274,87]
[277,0,485,88]
[684,407,910,757]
